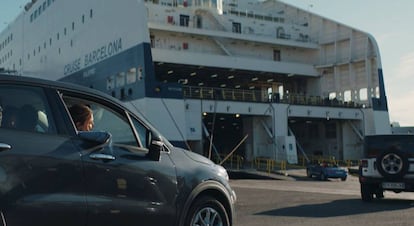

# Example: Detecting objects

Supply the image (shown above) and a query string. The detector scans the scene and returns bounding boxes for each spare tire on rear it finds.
[376,148,408,180]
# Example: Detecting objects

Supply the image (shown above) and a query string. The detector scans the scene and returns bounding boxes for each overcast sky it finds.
[2,0,414,126]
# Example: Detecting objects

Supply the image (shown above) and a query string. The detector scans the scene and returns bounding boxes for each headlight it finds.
[217,165,229,181]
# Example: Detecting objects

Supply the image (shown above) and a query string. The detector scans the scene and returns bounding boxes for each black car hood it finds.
[176,147,215,166]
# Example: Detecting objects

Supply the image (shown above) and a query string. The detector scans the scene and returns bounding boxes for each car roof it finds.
[0,74,165,139]
[0,74,122,106]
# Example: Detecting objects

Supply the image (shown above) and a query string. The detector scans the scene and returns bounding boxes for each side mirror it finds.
[78,131,112,150]
[148,135,163,161]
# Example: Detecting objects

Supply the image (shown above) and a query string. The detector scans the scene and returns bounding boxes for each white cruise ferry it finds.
[0,0,391,164]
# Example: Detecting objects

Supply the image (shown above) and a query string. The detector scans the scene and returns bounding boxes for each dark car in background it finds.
[306,162,348,181]
[0,74,236,226]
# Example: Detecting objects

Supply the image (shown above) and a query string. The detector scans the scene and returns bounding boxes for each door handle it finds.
[89,153,115,161]
[0,143,11,152]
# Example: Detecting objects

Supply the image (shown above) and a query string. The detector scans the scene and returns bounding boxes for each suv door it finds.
[61,93,178,226]
[0,84,86,226]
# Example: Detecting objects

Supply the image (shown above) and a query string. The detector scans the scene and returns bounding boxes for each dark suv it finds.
[359,134,414,201]
[0,74,236,226]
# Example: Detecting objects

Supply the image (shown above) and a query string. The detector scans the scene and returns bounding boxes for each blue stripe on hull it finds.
[60,43,183,101]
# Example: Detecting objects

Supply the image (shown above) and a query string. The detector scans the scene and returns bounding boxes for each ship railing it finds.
[183,86,368,108]
[145,0,316,45]
[183,86,264,102]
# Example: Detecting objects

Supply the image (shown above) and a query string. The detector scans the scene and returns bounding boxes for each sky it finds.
[1,0,414,126]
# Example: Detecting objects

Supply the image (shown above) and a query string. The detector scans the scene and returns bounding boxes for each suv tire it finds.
[361,183,374,202]
[376,149,409,179]
[186,196,230,226]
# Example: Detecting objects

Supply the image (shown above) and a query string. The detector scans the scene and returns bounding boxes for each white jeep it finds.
[359,134,414,201]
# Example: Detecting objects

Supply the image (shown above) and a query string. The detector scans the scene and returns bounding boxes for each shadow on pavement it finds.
[256,198,414,218]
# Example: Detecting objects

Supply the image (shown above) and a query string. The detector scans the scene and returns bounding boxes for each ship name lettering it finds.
[64,58,81,75]
[84,38,122,67]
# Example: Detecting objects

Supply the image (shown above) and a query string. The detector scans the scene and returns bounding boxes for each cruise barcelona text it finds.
[64,38,122,75]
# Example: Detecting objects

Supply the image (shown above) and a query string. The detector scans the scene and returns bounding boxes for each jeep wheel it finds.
[375,190,384,199]
[377,149,408,179]
[320,173,327,181]
[361,183,374,202]
[186,196,230,226]
[306,169,312,178]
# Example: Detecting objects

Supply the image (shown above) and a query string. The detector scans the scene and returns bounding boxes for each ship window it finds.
[72,22,75,31]
[43,1,46,10]
[47,0,51,6]
[179,15,190,27]
[44,42,46,49]
[38,6,42,15]
[57,33,60,40]
[273,49,281,61]
[344,90,351,102]
[375,87,380,98]
[82,15,85,24]
[232,22,241,33]
[49,38,52,46]
[64,27,67,35]
[254,15,263,20]
[127,68,137,84]
[150,35,155,48]
[328,92,336,100]
[30,14,34,22]
[195,15,202,28]
[58,48,61,55]
[90,9,93,18]
[359,88,368,101]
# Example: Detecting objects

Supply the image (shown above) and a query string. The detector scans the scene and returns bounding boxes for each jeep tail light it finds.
[366,148,379,158]
[360,159,368,168]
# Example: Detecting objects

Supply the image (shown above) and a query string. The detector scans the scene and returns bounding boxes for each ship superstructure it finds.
[0,0,391,164]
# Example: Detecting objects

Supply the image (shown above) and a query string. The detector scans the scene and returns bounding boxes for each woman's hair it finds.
[68,104,92,126]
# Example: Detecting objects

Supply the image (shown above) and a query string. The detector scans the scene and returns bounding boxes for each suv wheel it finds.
[377,149,408,179]
[186,196,230,226]
[361,183,374,202]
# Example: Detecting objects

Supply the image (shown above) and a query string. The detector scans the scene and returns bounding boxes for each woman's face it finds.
[77,114,94,131]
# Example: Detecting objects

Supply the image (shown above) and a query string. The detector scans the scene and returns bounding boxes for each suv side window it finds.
[0,85,56,133]
[63,96,142,147]
[130,116,150,149]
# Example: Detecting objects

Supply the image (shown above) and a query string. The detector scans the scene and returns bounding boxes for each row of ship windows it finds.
[0,34,13,52]
[0,50,12,65]
[1,9,94,67]
[27,9,93,60]
[29,0,56,23]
